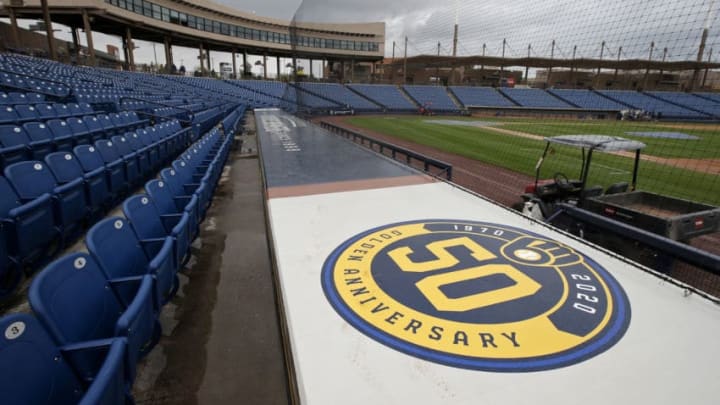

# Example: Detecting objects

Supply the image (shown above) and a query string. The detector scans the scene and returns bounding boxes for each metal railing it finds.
[319,121,453,181]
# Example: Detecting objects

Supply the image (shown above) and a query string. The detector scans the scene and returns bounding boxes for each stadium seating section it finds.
[347,84,418,110]
[499,87,574,108]
[2,50,720,402]
[598,90,705,119]
[449,86,518,107]
[403,85,460,112]
[0,53,245,404]
[547,89,627,110]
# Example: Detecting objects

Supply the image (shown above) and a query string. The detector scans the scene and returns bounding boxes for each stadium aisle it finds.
[133,140,290,404]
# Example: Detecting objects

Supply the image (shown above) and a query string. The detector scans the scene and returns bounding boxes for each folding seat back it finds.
[35,103,57,119]
[1,312,129,404]
[8,92,28,104]
[95,139,122,163]
[23,122,53,144]
[75,144,125,199]
[87,217,175,305]
[125,131,145,150]
[0,92,9,105]
[109,113,125,127]
[82,115,106,142]
[78,102,94,114]
[97,114,116,133]
[4,161,55,200]
[0,106,18,124]
[146,178,199,240]
[14,104,39,120]
[86,217,150,281]
[111,135,134,156]
[0,125,32,148]
[5,161,86,241]
[29,253,158,383]
[0,176,56,264]
[45,151,84,183]
[67,117,90,144]
[66,103,83,116]
[124,194,189,270]
[46,119,75,151]
[52,103,71,118]
[74,145,105,172]
[26,92,46,104]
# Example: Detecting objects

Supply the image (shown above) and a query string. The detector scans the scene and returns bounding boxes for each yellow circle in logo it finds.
[322,220,630,372]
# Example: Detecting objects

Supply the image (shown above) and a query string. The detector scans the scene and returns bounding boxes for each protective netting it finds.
[286,0,720,295]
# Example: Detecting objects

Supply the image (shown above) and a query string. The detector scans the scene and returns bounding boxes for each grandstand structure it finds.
[1,0,720,404]
[1,0,384,79]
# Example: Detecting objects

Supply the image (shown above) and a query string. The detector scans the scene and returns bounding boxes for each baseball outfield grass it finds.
[345,116,720,206]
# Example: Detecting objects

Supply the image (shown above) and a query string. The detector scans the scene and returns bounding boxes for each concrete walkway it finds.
[133,136,290,404]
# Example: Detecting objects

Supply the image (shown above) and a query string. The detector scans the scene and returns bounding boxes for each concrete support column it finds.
[292,55,298,81]
[231,49,237,79]
[242,51,248,78]
[124,27,135,71]
[70,28,80,61]
[206,48,212,73]
[350,59,355,82]
[8,8,21,49]
[164,35,173,74]
[309,59,314,79]
[276,56,281,79]
[40,0,57,60]
[263,53,268,79]
[82,9,96,66]
[199,43,206,75]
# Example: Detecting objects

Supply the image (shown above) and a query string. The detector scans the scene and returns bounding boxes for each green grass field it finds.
[346,116,720,206]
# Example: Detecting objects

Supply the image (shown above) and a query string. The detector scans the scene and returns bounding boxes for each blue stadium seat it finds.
[35,103,58,119]
[45,151,110,218]
[95,139,140,189]
[78,102,94,115]
[0,313,128,405]
[136,128,164,168]
[87,217,176,305]
[0,176,57,269]
[125,131,155,174]
[52,103,72,119]
[146,178,199,242]
[165,160,211,219]
[97,114,118,136]
[82,115,108,143]
[0,106,19,124]
[22,122,55,160]
[67,117,92,145]
[29,252,160,387]
[74,144,126,201]
[0,125,32,169]
[8,92,30,104]
[112,135,149,179]
[124,194,190,273]
[15,104,40,121]
[47,119,76,152]
[5,161,87,244]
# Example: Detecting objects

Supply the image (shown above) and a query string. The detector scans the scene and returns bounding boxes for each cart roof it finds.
[545,135,646,152]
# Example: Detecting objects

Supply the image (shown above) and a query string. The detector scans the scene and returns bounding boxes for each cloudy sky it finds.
[4,0,719,77]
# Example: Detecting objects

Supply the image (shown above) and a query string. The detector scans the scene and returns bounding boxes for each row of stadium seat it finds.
[0,102,97,124]
[0,119,191,297]
[1,112,151,169]
[0,120,234,404]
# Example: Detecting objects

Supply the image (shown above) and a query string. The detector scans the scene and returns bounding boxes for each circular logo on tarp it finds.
[321,220,630,372]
